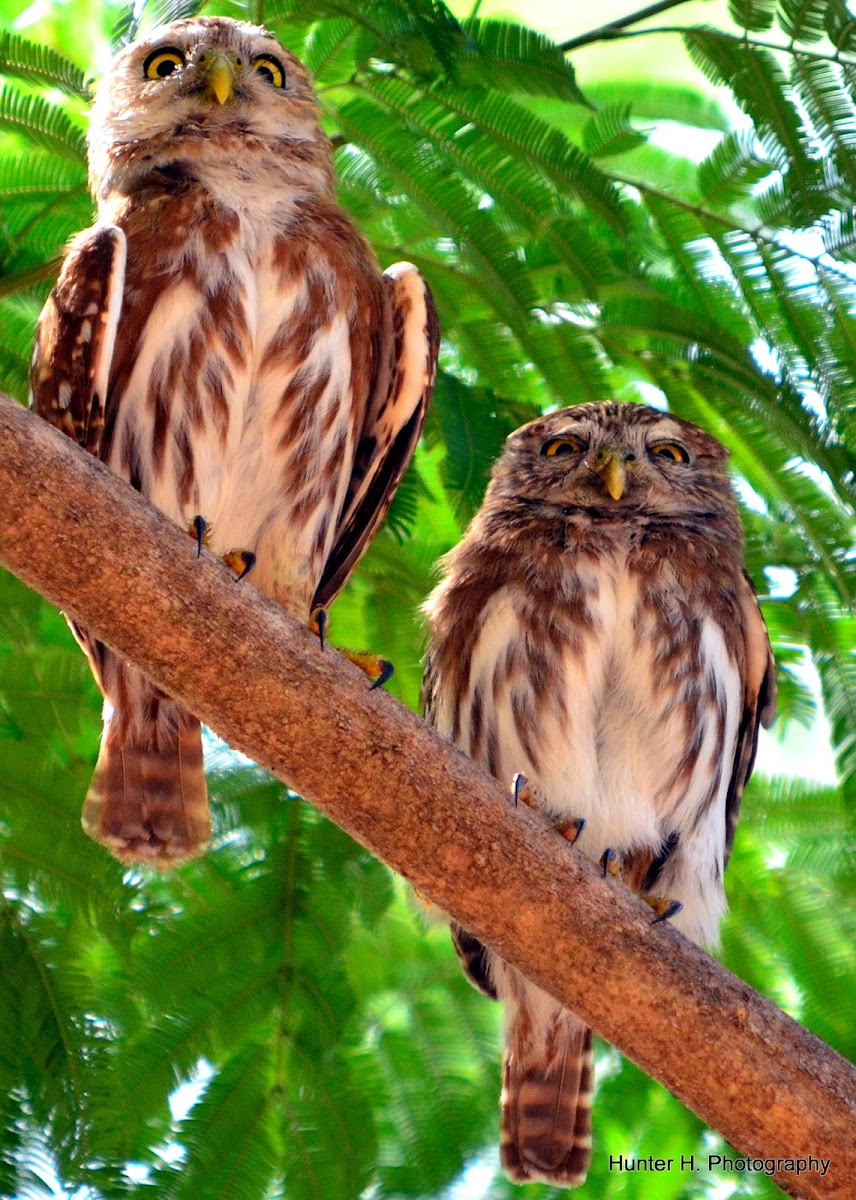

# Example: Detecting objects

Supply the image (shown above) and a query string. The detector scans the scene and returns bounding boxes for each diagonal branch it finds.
[587,24,856,66]
[559,0,698,53]
[0,393,853,1200]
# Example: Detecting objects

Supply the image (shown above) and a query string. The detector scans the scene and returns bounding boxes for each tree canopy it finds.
[0,1,853,1198]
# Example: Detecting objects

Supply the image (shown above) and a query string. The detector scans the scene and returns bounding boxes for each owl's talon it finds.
[222,549,256,581]
[646,897,683,925]
[309,607,328,651]
[556,817,586,845]
[601,848,620,878]
[341,648,394,689]
[188,515,209,557]
[370,659,394,691]
[512,772,533,808]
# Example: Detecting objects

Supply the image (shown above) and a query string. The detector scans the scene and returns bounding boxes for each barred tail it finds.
[81,652,209,866]
[501,1010,593,1188]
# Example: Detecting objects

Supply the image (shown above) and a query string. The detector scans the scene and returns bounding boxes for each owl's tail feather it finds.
[501,1014,593,1189]
[82,671,209,867]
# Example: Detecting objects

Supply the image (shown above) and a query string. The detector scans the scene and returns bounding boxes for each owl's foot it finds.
[188,515,210,557]
[512,774,585,843]
[644,896,683,925]
[307,610,392,689]
[600,847,621,878]
[222,549,256,582]
[186,519,255,582]
[600,847,683,924]
[341,649,394,690]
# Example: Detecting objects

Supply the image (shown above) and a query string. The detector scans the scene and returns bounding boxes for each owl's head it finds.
[492,402,738,528]
[89,17,332,200]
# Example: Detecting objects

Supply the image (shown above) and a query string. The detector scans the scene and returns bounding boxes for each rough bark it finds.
[0,394,853,1200]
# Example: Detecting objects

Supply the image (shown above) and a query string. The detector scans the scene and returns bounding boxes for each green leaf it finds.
[0,30,89,98]
[824,0,856,53]
[0,87,87,163]
[791,56,856,193]
[582,103,647,159]
[0,154,85,203]
[777,0,829,44]
[684,31,822,221]
[458,18,589,105]
[728,0,777,32]
[581,80,731,131]
[428,370,535,521]
[697,130,777,205]
[302,17,362,81]
[268,0,466,77]
[424,86,629,232]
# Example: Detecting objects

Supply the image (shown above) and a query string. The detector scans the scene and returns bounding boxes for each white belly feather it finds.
[447,561,742,947]
[107,237,356,618]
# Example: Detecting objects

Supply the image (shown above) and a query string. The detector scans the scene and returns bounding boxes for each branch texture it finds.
[0,394,853,1200]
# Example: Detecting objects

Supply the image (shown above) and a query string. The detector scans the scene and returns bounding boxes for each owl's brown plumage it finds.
[423,402,776,1187]
[30,17,438,865]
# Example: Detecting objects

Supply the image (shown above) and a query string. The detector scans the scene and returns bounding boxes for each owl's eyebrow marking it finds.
[153,161,195,187]
[543,430,585,444]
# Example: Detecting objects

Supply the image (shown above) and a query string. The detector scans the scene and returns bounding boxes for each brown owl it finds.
[29,17,438,866]
[423,402,776,1187]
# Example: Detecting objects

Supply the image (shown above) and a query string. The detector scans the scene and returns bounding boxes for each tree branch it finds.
[586,24,856,67]
[0,393,853,1200]
[559,0,698,53]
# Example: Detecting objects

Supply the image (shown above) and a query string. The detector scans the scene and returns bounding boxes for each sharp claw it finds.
[650,899,683,925]
[221,548,256,579]
[556,817,586,844]
[601,847,620,878]
[235,551,256,582]
[191,515,207,557]
[369,659,394,691]
[314,608,328,651]
[512,772,528,808]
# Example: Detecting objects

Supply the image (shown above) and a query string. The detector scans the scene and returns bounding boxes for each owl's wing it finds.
[29,225,126,455]
[724,572,777,863]
[450,922,498,1000]
[312,262,439,611]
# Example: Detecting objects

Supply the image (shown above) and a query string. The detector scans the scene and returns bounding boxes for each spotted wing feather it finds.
[29,225,125,455]
[724,572,777,862]
[312,262,438,610]
[450,922,498,1000]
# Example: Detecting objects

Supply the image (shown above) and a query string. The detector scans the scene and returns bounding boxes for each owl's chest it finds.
[105,220,365,557]
[459,553,741,853]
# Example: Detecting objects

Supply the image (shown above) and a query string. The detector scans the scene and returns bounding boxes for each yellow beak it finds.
[204,54,236,105]
[592,449,627,500]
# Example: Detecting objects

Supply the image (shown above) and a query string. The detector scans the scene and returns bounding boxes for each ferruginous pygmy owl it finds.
[29,17,438,866]
[423,402,776,1188]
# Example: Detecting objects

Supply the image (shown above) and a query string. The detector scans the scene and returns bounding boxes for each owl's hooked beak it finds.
[587,447,628,500]
[200,52,239,105]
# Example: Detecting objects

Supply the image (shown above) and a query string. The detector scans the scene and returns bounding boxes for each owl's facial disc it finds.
[537,431,642,504]
[89,17,336,205]
[539,427,696,509]
[495,403,733,524]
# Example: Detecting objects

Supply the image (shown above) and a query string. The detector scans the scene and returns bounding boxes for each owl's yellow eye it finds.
[252,55,285,87]
[143,48,185,80]
[650,441,689,463]
[541,436,586,458]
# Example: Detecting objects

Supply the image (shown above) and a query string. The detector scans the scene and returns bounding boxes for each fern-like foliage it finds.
[0,86,86,162]
[0,30,89,97]
[0,1,853,1198]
